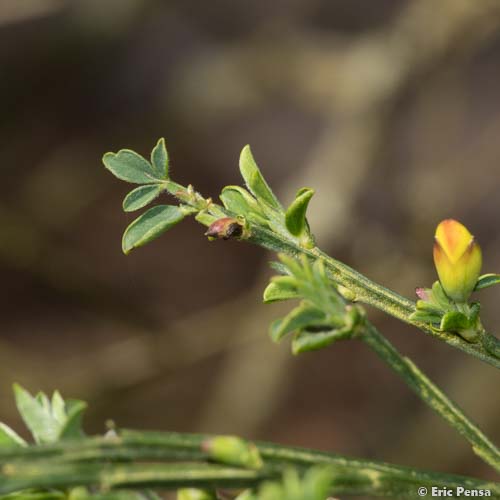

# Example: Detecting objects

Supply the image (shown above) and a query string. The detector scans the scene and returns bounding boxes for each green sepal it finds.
[0,422,27,448]
[123,184,163,212]
[177,489,217,500]
[432,281,452,309]
[474,273,500,291]
[408,310,442,325]
[239,145,282,211]
[440,311,470,332]
[292,326,352,355]
[122,205,185,254]
[151,138,169,179]
[263,277,299,303]
[103,149,160,184]
[285,187,314,237]
[415,300,444,315]
[269,302,326,343]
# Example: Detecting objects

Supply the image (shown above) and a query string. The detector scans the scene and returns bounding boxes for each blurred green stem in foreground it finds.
[0,430,499,499]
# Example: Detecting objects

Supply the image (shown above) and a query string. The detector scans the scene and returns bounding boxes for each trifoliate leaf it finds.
[122,205,185,254]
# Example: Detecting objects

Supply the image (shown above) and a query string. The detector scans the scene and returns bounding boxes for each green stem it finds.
[360,321,500,473]
[1,433,499,498]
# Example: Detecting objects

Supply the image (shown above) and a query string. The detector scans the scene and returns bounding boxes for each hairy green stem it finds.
[1,433,499,498]
[360,321,500,473]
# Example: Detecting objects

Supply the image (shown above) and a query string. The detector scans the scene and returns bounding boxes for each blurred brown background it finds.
[1,0,500,491]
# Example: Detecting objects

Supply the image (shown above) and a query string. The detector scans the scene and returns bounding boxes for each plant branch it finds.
[1,433,499,498]
[359,321,500,473]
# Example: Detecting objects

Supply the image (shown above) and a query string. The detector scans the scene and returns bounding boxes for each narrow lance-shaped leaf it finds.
[151,138,169,179]
[269,302,326,343]
[292,328,350,355]
[123,184,163,212]
[58,400,87,440]
[220,186,269,226]
[0,422,27,448]
[285,187,314,237]
[122,205,185,254]
[51,391,66,424]
[239,146,282,211]
[103,149,160,184]
[474,273,500,291]
[263,276,299,303]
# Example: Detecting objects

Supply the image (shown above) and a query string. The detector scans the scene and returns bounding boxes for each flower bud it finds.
[433,219,482,303]
[201,435,263,469]
[205,217,243,240]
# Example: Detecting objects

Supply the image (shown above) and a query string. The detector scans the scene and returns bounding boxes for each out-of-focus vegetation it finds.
[1,1,500,495]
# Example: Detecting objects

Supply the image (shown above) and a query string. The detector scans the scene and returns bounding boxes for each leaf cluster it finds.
[264,255,362,354]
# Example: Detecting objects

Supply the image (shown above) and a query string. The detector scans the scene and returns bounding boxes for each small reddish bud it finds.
[205,217,243,240]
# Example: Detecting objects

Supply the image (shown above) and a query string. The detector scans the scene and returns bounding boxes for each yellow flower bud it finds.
[433,219,482,303]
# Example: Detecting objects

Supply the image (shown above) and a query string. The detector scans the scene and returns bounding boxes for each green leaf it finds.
[103,149,159,184]
[123,184,163,212]
[269,303,326,343]
[51,391,66,424]
[440,311,470,332]
[263,277,299,303]
[122,205,185,254]
[285,188,314,237]
[58,400,87,440]
[0,422,27,447]
[474,273,500,291]
[220,186,268,226]
[13,384,58,444]
[292,327,351,355]
[151,138,169,179]
[239,146,282,211]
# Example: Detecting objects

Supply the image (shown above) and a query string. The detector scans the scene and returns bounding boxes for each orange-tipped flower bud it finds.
[433,219,482,303]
